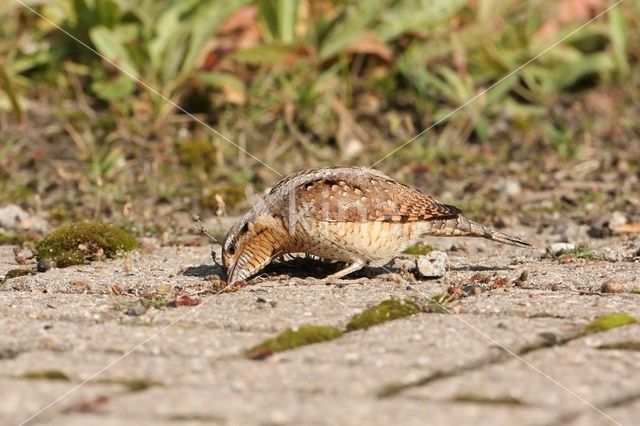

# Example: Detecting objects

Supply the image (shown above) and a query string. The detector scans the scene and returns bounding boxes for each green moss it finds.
[2,268,35,283]
[597,341,640,351]
[346,299,421,332]
[99,378,164,392]
[48,203,84,224]
[139,296,169,310]
[583,313,637,334]
[0,231,30,245]
[118,221,164,238]
[425,294,453,314]
[35,222,137,268]
[377,382,406,398]
[403,245,434,255]
[551,244,600,260]
[21,370,70,381]
[0,184,35,203]
[452,393,524,405]
[176,139,217,171]
[199,184,246,209]
[168,414,225,423]
[245,325,343,359]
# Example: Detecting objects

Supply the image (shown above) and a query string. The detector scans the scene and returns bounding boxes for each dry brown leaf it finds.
[535,0,604,41]
[109,283,124,295]
[13,247,29,265]
[611,224,640,234]
[218,5,258,34]
[202,6,261,71]
[344,32,393,62]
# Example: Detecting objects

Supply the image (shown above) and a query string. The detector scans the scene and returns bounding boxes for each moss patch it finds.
[99,378,164,392]
[2,268,36,283]
[200,184,246,209]
[0,231,31,245]
[138,296,169,310]
[452,393,524,405]
[21,369,70,381]
[582,313,637,335]
[168,414,226,423]
[549,244,600,261]
[377,382,406,398]
[245,325,343,360]
[425,292,458,314]
[176,139,217,171]
[35,222,137,268]
[346,299,421,332]
[597,341,640,351]
[403,245,434,255]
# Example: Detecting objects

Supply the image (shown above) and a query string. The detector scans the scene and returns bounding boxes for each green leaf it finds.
[89,25,139,77]
[377,0,467,42]
[91,74,136,101]
[608,6,629,77]
[318,0,391,60]
[0,64,23,122]
[258,0,299,43]
[554,53,614,91]
[231,43,307,65]
[179,0,248,76]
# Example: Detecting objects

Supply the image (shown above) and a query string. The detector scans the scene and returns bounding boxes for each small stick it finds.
[193,215,223,268]
[192,215,219,244]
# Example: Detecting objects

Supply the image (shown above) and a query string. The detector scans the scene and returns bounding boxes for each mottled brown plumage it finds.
[222,166,531,284]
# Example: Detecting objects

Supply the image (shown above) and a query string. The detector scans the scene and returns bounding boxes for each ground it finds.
[2,2,640,424]
[1,221,639,426]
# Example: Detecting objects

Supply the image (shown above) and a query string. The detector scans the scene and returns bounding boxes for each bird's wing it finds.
[290,168,460,223]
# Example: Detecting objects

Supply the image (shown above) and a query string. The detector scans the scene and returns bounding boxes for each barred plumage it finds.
[222,166,532,284]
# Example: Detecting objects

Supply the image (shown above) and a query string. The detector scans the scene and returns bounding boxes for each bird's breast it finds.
[285,220,426,263]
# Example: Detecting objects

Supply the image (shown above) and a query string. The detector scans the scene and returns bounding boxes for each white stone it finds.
[549,242,575,255]
[0,204,48,232]
[415,251,448,278]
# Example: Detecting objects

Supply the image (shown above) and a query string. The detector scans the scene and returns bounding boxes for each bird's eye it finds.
[227,243,236,255]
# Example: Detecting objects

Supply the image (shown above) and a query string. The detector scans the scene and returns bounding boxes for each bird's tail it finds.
[424,215,532,248]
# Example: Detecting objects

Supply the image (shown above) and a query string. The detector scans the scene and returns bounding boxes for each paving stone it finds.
[1,229,639,425]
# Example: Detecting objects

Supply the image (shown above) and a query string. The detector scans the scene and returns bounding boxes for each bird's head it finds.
[222,214,284,285]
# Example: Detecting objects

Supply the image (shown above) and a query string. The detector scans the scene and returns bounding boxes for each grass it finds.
[0,0,637,227]
[0,231,32,245]
[548,244,601,261]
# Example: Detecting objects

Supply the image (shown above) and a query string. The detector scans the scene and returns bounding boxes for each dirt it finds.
[1,219,639,426]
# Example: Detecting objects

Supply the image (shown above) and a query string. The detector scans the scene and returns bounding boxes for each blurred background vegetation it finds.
[0,0,638,238]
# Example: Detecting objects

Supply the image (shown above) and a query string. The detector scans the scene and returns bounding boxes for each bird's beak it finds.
[226,248,277,285]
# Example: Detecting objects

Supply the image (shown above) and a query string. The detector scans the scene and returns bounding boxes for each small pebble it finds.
[415,251,448,279]
[597,248,622,262]
[391,258,416,273]
[549,242,575,255]
[600,280,624,294]
[125,303,147,316]
[589,211,627,238]
[37,258,55,272]
[462,284,485,296]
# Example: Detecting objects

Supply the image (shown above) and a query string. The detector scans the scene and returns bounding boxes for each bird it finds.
[222,166,531,284]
